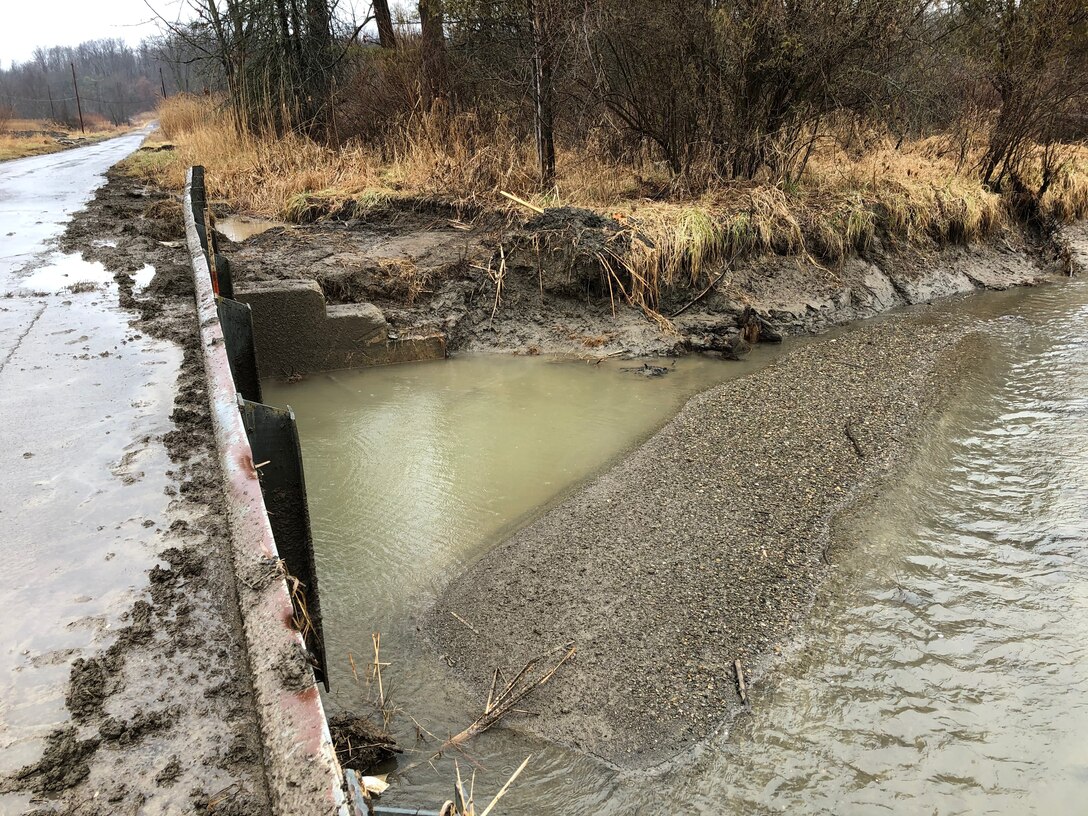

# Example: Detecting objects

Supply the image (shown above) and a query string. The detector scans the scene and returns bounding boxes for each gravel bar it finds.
[426,309,979,770]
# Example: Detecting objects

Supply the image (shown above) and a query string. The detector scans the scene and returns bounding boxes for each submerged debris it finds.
[621,361,675,377]
[328,713,401,773]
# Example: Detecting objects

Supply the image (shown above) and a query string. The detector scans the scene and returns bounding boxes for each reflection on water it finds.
[215,215,285,242]
[18,253,156,296]
[20,251,112,292]
[268,277,1088,814]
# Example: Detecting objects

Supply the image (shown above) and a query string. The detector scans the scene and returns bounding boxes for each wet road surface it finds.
[1,131,177,777]
[0,134,269,813]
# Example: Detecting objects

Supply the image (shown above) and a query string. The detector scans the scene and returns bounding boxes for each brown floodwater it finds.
[215,215,286,242]
[265,274,1088,814]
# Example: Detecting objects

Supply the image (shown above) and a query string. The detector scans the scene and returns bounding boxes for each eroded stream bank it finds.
[271,228,1088,814]
[44,161,1086,813]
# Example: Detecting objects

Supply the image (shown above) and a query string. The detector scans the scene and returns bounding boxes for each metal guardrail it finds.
[216,296,262,402]
[188,165,444,816]
[184,166,346,815]
[238,396,328,690]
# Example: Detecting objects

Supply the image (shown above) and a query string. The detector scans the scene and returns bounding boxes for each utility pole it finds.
[70,62,85,133]
[159,66,168,98]
[47,85,56,122]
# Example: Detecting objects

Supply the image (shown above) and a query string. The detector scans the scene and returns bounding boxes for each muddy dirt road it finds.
[0,135,269,813]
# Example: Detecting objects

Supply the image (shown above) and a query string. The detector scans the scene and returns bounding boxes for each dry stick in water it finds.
[371,633,389,706]
[477,755,531,816]
[735,659,748,704]
[407,644,576,771]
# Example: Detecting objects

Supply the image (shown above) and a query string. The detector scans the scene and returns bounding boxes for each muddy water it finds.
[215,215,285,242]
[269,275,1088,814]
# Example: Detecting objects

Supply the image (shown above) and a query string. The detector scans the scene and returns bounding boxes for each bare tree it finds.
[419,0,447,108]
[374,0,396,48]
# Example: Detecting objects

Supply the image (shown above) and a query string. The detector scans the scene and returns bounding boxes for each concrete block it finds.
[236,280,445,378]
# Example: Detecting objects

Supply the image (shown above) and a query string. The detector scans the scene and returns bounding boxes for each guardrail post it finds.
[238,397,328,690]
[217,297,263,403]
[189,164,235,299]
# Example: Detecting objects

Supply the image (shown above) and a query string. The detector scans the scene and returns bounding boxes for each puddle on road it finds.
[17,253,156,297]
[20,251,113,292]
[132,264,155,295]
[216,215,285,242]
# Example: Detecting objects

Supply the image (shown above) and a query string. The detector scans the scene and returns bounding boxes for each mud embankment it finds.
[221,203,1061,367]
[61,161,1075,785]
[211,193,1078,771]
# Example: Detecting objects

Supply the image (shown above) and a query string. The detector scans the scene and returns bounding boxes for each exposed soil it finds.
[2,162,272,813]
[210,191,1080,774]
[222,200,1060,362]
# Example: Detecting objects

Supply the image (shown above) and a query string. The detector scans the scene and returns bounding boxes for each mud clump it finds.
[12,727,100,793]
[66,658,108,720]
[510,207,627,299]
[99,706,180,746]
[155,755,182,786]
[328,713,401,773]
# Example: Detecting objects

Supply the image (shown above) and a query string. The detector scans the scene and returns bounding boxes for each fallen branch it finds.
[734,659,748,704]
[669,268,730,318]
[406,643,575,771]
[500,190,545,214]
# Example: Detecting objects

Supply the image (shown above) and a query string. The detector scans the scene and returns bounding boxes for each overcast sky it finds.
[0,0,177,67]
[1,0,414,69]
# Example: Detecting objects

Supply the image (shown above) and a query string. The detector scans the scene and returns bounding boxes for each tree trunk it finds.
[419,0,446,110]
[374,0,396,49]
[531,0,556,186]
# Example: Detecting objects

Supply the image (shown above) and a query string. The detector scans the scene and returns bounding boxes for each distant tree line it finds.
[10,0,1086,204]
[0,37,218,127]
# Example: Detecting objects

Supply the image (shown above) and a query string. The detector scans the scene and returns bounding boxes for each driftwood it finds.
[406,642,576,771]
[734,659,748,704]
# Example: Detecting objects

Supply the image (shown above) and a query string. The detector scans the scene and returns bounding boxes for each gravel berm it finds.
[426,309,981,771]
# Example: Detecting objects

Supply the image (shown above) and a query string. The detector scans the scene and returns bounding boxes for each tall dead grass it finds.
[141,94,1088,299]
